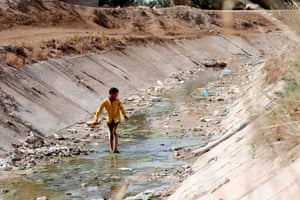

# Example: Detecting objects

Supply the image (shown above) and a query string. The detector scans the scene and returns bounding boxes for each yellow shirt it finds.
[93,98,126,123]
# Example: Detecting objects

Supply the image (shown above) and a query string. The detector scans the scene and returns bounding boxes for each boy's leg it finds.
[108,122,114,151]
[112,123,119,153]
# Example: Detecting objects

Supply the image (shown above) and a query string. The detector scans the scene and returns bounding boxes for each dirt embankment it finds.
[0,0,278,67]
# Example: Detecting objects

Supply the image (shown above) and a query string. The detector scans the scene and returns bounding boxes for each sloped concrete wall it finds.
[168,36,298,199]
[0,34,279,154]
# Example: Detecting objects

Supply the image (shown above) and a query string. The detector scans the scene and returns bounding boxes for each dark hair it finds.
[109,87,119,94]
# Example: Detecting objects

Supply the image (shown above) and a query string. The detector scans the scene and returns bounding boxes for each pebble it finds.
[36,196,48,200]
[53,134,65,140]
[193,126,202,131]
[150,96,162,102]
[67,128,77,134]
[200,118,212,122]
[81,183,88,188]
[1,189,10,194]
[173,151,181,158]
[172,146,183,151]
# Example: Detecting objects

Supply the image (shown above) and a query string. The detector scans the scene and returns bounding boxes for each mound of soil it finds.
[0,0,279,67]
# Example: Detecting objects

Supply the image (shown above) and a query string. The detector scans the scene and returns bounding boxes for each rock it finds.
[25,135,39,144]
[150,96,161,102]
[204,60,227,68]
[125,190,156,200]
[24,121,32,128]
[127,97,135,101]
[172,146,183,151]
[181,165,191,169]
[200,118,212,123]
[53,134,65,140]
[73,138,83,143]
[67,128,77,134]
[126,107,135,111]
[193,126,202,131]
[1,189,9,194]
[173,151,180,158]
[81,183,88,188]
[36,196,48,200]
[157,80,163,86]
[65,192,72,195]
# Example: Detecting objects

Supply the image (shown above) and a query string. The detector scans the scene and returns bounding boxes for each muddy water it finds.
[1,112,201,200]
[1,70,217,200]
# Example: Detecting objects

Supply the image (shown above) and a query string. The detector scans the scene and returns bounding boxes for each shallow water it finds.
[1,106,204,200]
[1,70,216,200]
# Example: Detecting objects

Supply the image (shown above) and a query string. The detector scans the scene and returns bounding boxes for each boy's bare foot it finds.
[113,150,120,154]
[87,121,99,128]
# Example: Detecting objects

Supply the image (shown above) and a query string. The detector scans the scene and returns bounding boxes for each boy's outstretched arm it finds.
[92,101,105,124]
[120,102,128,121]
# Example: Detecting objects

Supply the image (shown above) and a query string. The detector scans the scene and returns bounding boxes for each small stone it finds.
[53,134,65,140]
[1,189,9,194]
[193,126,202,131]
[181,165,191,169]
[150,96,161,102]
[81,183,88,188]
[200,118,212,122]
[204,60,227,68]
[36,196,48,200]
[173,151,180,157]
[73,138,83,143]
[67,128,77,134]
[172,146,183,151]
[127,97,135,101]
[200,118,207,122]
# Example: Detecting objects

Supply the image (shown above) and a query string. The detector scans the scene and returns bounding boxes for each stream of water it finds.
[1,103,204,200]
[1,70,218,200]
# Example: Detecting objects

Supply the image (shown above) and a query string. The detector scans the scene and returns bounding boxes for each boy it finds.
[91,87,128,153]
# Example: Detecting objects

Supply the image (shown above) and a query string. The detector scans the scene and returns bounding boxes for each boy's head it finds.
[109,87,119,100]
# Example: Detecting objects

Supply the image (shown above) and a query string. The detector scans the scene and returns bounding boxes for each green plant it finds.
[191,0,218,9]
[137,0,171,8]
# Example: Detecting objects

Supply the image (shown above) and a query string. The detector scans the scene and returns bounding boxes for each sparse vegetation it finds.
[191,0,219,9]
[137,0,171,8]
[253,49,300,166]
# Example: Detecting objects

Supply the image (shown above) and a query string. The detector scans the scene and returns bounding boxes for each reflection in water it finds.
[110,154,119,167]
